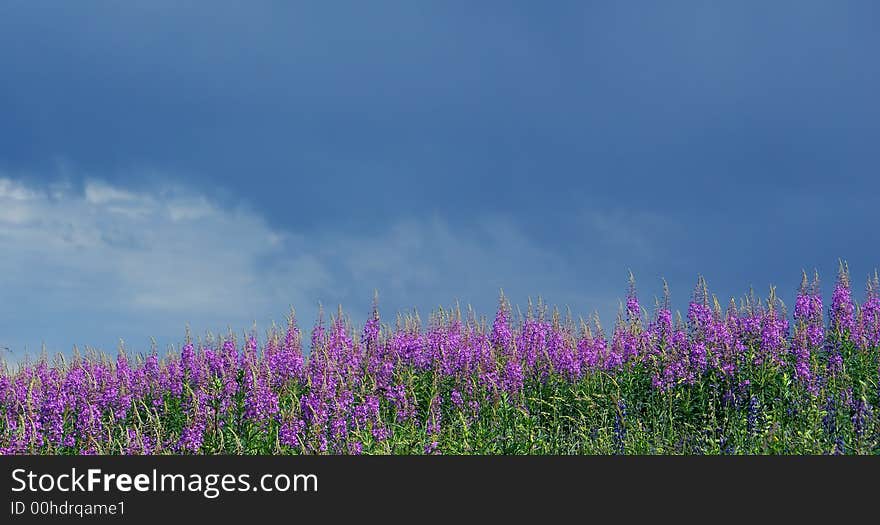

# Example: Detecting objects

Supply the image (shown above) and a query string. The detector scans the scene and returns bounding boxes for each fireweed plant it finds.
[2,264,880,455]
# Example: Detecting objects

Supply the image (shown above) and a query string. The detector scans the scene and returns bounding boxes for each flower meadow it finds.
[3,264,880,455]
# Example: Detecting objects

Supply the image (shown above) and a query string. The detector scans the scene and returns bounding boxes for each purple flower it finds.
[371,425,390,442]
[178,422,206,453]
[626,272,641,323]
[831,263,855,337]
[491,293,513,353]
[858,271,880,349]
[280,419,306,449]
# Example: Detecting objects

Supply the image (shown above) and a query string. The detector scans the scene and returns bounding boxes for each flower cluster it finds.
[2,265,879,455]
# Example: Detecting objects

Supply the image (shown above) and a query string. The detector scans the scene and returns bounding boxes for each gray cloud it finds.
[1,176,621,356]
[0,176,330,354]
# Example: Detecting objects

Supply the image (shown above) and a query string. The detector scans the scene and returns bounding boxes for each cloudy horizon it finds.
[1,2,878,357]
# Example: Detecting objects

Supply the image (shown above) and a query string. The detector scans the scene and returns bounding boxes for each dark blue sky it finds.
[1,2,878,356]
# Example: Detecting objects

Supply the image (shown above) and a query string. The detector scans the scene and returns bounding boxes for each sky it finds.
[1,2,878,358]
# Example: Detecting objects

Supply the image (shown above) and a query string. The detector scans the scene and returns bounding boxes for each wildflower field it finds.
[2,264,879,455]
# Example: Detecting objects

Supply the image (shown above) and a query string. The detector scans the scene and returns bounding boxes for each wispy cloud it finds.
[0,176,333,353]
[0,176,599,355]
[581,208,678,259]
